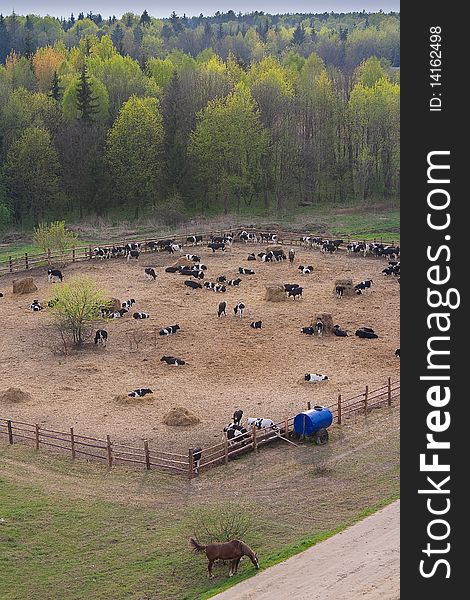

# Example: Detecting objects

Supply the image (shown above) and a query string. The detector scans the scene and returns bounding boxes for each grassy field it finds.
[0,407,400,600]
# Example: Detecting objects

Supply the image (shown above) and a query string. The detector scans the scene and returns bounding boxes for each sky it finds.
[3,1,400,19]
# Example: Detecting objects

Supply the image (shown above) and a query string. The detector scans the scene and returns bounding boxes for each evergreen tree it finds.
[49,71,62,102]
[0,14,11,63]
[78,12,84,21]
[140,10,151,26]
[292,25,306,46]
[111,24,124,54]
[76,67,99,123]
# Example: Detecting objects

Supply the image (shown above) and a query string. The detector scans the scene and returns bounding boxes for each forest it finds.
[0,10,400,228]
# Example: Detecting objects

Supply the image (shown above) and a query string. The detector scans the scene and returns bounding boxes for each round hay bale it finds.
[266,245,283,253]
[311,313,334,335]
[0,387,32,404]
[163,406,201,427]
[12,277,37,295]
[109,297,121,312]
[172,257,193,269]
[265,284,286,302]
[114,393,154,404]
[334,278,355,297]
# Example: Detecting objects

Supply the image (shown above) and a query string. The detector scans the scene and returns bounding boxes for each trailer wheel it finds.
[314,428,329,445]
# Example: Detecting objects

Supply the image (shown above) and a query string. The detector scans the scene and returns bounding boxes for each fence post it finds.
[72,248,76,262]
[70,427,76,459]
[7,420,13,444]
[35,424,40,450]
[307,401,311,410]
[337,394,342,424]
[144,440,151,470]
[285,417,289,438]
[388,377,392,406]
[25,253,29,270]
[188,448,194,479]
[224,433,229,465]
[89,246,92,261]
[364,385,369,414]
[252,426,258,452]
[106,435,113,467]
[9,256,12,273]
[47,249,51,266]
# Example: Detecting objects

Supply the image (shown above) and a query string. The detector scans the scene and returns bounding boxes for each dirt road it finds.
[211,500,400,600]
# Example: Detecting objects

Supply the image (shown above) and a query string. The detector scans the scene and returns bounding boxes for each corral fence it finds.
[0,226,399,276]
[0,378,399,478]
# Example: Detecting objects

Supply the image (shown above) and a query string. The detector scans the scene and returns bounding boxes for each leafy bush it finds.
[33,221,78,256]
[186,501,255,544]
[152,194,188,227]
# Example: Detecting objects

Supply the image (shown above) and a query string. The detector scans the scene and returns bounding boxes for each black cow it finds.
[250,320,262,329]
[247,253,256,261]
[145,268,157,280]
[288,287,303,299]
[165,266,179,273]
[322,242,337,254]
[335,286,345,298]
[395,348,400,358]
[284,283,300,293]
[288,249,295,264]
[160,355,185,366]
[233,409,243,425]
[185,280,202,290]
[301,326,315,335]
[218,301,227,317]
[47,269,63,282]
[216,275,227,283]
[127,249,140,261]
[208,242,225,252]
[128,388,153,397]
[159,324,180,336]
[355,327,378,339]
[332,325,348,337]
[94,330,108,346]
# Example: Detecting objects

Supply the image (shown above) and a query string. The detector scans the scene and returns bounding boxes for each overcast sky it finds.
[4,2,400,19]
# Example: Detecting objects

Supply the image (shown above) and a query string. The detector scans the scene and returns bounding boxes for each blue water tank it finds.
[293,406,333,436]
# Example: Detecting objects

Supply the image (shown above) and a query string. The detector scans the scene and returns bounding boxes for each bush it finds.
[152,194,188,227]
[33,221,78,256]
[186,501,255,544]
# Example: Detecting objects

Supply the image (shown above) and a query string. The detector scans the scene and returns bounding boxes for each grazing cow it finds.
[239,231,257,244]
[122,298,136,309]
[250,320,262,329]
[47,269,63,283]
[259,232,278,243]
[216,275,227,283]
[332,239,343,248]
[284,283,300,293]
[170,243,183,254]
[185,280,202,290]
[160,355,185,366]
[288,286,303,300]
[192,447,202,474]
[247,253,256,261]
[94,329,108,346]
[187,235,203,246]
[157,239,174,251]
[246,417,279,432]
[144,241,158,252]
[300,236,311,245]
[145,267,157,280]
[159,324,180,336]
[335,286,345,299]
[233,409,243,425]
[108,308,127,318]
[315,319,324,337]
[208,242,225,252]
[239,267,255,275]
[355,327,379,339]
[30,300,43,311]
[301,326,315,335]
[288,249,295,264]
[223,423,248,444]
[332,325,348,337]
[185,254,201,262]
[354,279,374,294]
[128,388,153,397]
[395,348,400,358]
[218,301,227,317]
[127,250,140,261]
[321,241,337,254]
[133,312,149,319]
[165,266,179,273]
[298,265,313,275]
[93,247,111,260]
[234,303,245,318]
[304,373,329,382]
[214,284,226,293]
[227,278,242,286]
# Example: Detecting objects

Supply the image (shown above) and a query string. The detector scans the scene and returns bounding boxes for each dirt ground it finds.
[0,242,400,453]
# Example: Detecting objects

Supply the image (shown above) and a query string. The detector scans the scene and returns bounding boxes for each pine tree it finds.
[140,9,151,26]
[111,24,124,54]
[76,67,98,124]
[49,71,62,102]
[0,14,11,64]
[292,25,306,46]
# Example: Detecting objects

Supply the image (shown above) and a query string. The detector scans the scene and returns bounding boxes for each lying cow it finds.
[160,355,185,366]
[30,299,43,311]
[246,417,279,432]
[301,326,315,335]
[304,373,328,382]
[288,286,303,299]
[332,325,348,337]
[133,312,149,319]
[239,267,255,275]
[250,320,262,329]
[128,388,153,397]
[355,327,378,339]
[159,324,180,336]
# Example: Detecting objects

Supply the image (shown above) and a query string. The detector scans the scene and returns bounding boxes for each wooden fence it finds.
[0,378,399,478]
[0,226,398,276]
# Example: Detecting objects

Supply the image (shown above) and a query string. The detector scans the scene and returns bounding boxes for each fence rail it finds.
[0,378,399,477]
[0,226,398,276]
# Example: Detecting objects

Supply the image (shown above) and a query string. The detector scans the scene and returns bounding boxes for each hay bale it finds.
[114,393,154,404]
[265,284,286,302]
[172,257,193,269]
[109,297,121,312]
[163,406,201,426]
[311,313,334,335]
[0,387,32,404]
[266,245,283,253]
[334,278,355,297]
[12,277,37,295]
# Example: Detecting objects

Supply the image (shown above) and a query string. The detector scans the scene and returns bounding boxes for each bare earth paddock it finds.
[0,242,400,454]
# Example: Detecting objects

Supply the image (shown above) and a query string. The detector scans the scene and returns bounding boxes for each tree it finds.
[76,66,98,123]
[49,70,62,101]
[140,10,151,27]
[292,25,305,46]
[62,69,109,122]
[49,277,109,346]
[111,24,124,54]
[4,127,62,225]
[106,96,164,218]
[0,14,10,63]
[32,45,65,91]
[33,220,78,257]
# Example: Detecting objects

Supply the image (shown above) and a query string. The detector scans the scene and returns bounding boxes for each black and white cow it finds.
[208,242,225,252]
[159,324,180,336]
[160,355,185,366]
[354,279,374,294]
[216,275,227,283]
[218,301,227,317]
[187,235,203,246]
[355,327,378,339]
[122,298,136,309]
[300,236,311,245]
[30,299,43,311]
[304,373,329,382]
[284,283,300,293]
[185,280,202,290]
[128,388,153,397]
[239,231,257,244]
[395,348,400,358]
[93,247,110,260]
[258,252,272,262]
[227,278,242,286]
[234,303,245,318]
[246,417,279,432]
[288,286,303,300]
[321,241,337,254]
[0,292,3,298]
[250,320,262,329]
[94,329,108,346]
[247,253,256,261]
[315,319,324,337]
[126,249,140,261]
[192,447,202,474]
[301,326,315,335]
[165,266,179,273]
[185,254,201,262]
[192,264,207,271]
[133,312,149,319]
[214,284,226,293]
[47,269,63,282]
[223,423,248,444]
[332,325,348,337]
[204,281,215,290]
[233,409,243,425]
[298,265,313,275]
[145,268,157,280]
[239,267,255,275]
[335,286,345,299]
[288,249,295,264]
[170,243,183,254]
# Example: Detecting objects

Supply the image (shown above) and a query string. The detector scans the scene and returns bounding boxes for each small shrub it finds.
[187,501,255,544]
[33,221,78,257]
[152,194,188,227]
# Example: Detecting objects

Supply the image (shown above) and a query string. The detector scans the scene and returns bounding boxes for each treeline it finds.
[0,11,400,228]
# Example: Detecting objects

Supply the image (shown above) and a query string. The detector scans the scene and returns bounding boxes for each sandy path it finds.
[211,501,400,600]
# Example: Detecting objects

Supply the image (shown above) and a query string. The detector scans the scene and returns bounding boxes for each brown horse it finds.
[189,538,260,578]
